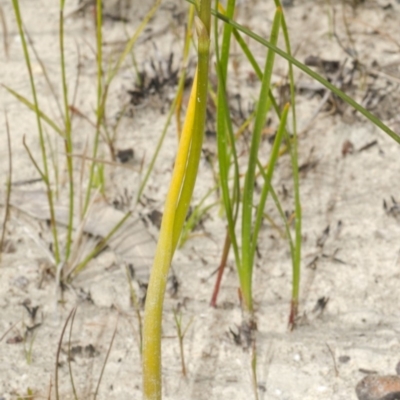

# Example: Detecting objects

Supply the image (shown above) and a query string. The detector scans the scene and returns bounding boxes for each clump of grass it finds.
[205,0,400,328]
[8,0,162,284]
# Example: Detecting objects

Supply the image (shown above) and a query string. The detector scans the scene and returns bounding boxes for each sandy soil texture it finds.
[1,0,400,399]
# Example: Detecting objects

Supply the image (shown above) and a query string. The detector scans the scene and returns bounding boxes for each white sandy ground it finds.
[1,0,400,399]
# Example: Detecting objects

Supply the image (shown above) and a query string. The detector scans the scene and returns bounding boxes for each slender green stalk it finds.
[231,27,281,118]
[257,161,295,258]
[11,0,60,263]
[251,103,289,258]
[142,2,211,398]
[240,8,281,312]
[214,0,241,269]
[59,0,74,261]
[2,86,64,136]
[274,0,302,326]
[83,0,103,215]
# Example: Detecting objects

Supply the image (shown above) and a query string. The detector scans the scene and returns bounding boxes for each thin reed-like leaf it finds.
[274,0,302,326]
[60,0,74,261]
[240,7,282,312]
[251,103,289,259]
[94,315,119,400]
[214,0,241,269]
[67,308,79,400]
[55,308,76,400]
[185,0,400,144]
[2,85,64,137]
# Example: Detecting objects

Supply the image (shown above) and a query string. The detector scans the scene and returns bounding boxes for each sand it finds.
[1,0,400,399]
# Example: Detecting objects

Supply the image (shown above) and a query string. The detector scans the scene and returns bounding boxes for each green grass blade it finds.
[257,161,295,257]
[251,103,289,258]
[214,0,241,267]
[275,1,302,325]
[185,0,400,143]
[240,7,282,311]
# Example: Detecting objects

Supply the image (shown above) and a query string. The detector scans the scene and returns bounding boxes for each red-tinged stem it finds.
[288,299,298,331]
[210,231,231,307]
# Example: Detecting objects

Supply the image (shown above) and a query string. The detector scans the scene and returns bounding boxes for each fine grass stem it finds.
[172,308,193,377]
[55,307,76,400]
[93,315,119,400]
[273,0,302,328]
[214,0,241,273]
[0,111,12,262]
[59,0,74,261]
[11,0,61,263]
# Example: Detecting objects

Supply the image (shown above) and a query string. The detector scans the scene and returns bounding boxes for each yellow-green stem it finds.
[142,2,211,398]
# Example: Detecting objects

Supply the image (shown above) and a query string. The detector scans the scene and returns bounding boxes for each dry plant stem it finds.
[0,5,9,57]
[47,376,52,400]
[55,307,76,400]
[173,310,193,377]
[0,320,21,343]
[0,112,12,262]
[251,342,259,400]
[94,315,119,400]
[11,0,61,263]
[142,2,211,398]
[67,308,78,400]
